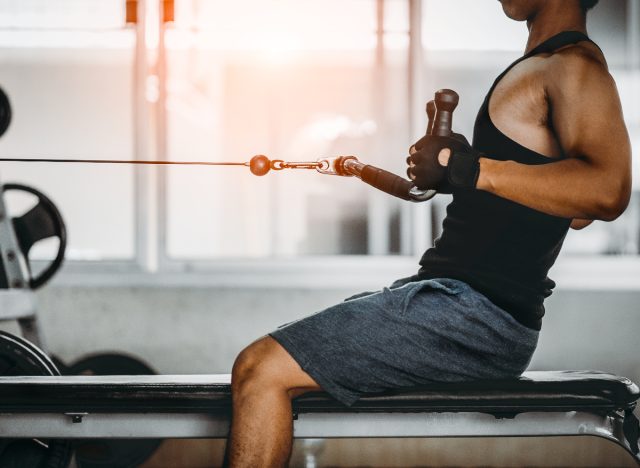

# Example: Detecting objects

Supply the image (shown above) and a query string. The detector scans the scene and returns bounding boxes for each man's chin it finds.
[497,0,537,21]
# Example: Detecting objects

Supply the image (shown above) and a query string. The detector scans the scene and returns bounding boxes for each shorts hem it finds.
[269,331,360,407]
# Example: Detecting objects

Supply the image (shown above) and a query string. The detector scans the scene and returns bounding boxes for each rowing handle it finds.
[432,89,459,137]
[426,100,436,135]
[353,97,430,200]
[355,90,458,202]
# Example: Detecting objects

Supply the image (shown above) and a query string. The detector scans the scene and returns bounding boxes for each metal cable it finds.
[0,157,248,166]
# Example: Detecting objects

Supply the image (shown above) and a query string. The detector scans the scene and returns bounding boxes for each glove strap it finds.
[447,150,481,189]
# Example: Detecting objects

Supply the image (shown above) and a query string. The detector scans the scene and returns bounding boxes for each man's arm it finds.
[474,51,631,221]
[570,218,594,230]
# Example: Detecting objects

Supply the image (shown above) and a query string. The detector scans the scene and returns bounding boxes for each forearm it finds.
[477,157,630,221]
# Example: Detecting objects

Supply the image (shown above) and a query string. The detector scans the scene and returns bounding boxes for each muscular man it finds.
[226,1,632,466]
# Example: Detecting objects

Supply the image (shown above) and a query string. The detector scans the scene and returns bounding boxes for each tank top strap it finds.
[525,30,594,57]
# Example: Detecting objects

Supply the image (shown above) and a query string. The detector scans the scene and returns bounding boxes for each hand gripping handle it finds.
[404,89,459,199]
[321,89,459,202]
[403,98,439,201]
[337,157,435,202]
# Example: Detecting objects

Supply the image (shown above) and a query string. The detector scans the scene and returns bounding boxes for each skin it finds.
[228,1,632,466]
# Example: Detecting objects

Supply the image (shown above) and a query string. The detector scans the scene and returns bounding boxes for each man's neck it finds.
[525,5,587,54]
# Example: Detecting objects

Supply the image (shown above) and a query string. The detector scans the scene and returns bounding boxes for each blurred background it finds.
[0,0,638,466]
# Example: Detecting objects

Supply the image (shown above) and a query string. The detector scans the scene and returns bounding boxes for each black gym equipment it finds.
[1,184,67,290]
[68,352,156,376]
[0,180,67,347]
[0,86,11,139]
[67,353,162,468]
[0,331,72,468]
[0,179,160,466]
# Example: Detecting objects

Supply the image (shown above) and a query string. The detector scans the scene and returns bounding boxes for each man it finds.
[225,0,632,466]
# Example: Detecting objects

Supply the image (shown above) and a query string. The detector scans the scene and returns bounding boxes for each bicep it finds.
[546,57,631,214]
[547,59,630,172]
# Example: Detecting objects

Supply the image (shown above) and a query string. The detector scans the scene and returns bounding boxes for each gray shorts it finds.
[269,277,539,406]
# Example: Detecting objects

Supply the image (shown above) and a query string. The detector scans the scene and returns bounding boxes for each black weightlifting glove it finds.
[407,133,482,192]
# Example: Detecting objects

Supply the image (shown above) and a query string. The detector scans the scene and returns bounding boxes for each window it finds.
[163,0,413,260]
[0,0,136,261]
[0,0,638,279]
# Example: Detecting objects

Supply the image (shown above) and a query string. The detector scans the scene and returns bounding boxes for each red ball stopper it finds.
[249,155,271,176]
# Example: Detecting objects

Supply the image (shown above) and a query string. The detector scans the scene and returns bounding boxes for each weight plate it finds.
[0,86,11,138]
[0,331,72,468]
[3,183,67,289]
[49,355,69,376]
[68,353,155,376]
[0,330,57,376]
[69,353,162,468]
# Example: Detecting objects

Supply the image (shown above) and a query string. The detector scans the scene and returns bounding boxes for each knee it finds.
[231,338,281,396]
[231,344,259,389]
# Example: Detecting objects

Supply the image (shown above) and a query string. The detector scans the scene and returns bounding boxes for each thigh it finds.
[269,277,537,406]
[269,281,442,405]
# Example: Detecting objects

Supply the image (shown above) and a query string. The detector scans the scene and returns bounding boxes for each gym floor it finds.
[139,437,637,467]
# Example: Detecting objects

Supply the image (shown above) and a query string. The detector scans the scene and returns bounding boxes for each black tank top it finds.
[417,31,597,330]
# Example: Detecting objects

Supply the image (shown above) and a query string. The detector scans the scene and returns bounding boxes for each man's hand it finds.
[407,133,482,192]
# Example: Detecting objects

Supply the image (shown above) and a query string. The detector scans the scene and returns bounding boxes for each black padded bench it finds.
[0,370,637,464]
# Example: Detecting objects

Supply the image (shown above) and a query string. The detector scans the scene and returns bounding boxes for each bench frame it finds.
[0,373,637,464]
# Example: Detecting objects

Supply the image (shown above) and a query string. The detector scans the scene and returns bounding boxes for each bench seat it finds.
[0,370,636,413]
[0,370,637,463]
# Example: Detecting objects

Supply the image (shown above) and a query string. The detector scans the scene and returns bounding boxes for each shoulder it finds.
[541,41,629,159]
[543,42,614,95]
